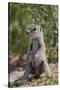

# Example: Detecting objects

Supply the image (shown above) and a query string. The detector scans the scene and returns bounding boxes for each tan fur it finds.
[24,24,51,79]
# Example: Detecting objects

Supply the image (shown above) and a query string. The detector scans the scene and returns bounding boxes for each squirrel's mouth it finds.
[26,27,36,34]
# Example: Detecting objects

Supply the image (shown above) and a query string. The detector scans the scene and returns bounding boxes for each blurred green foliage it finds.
[8,3,58,58]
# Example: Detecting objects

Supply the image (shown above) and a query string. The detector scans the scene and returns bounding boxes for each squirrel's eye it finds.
[40,27,42,31]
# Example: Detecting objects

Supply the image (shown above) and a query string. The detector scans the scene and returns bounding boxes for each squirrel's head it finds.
[26,24,43,39]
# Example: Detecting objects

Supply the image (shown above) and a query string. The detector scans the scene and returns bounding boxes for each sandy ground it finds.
[9,63,58,83]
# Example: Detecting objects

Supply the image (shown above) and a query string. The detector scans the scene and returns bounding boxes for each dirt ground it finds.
[8,54,58,87]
